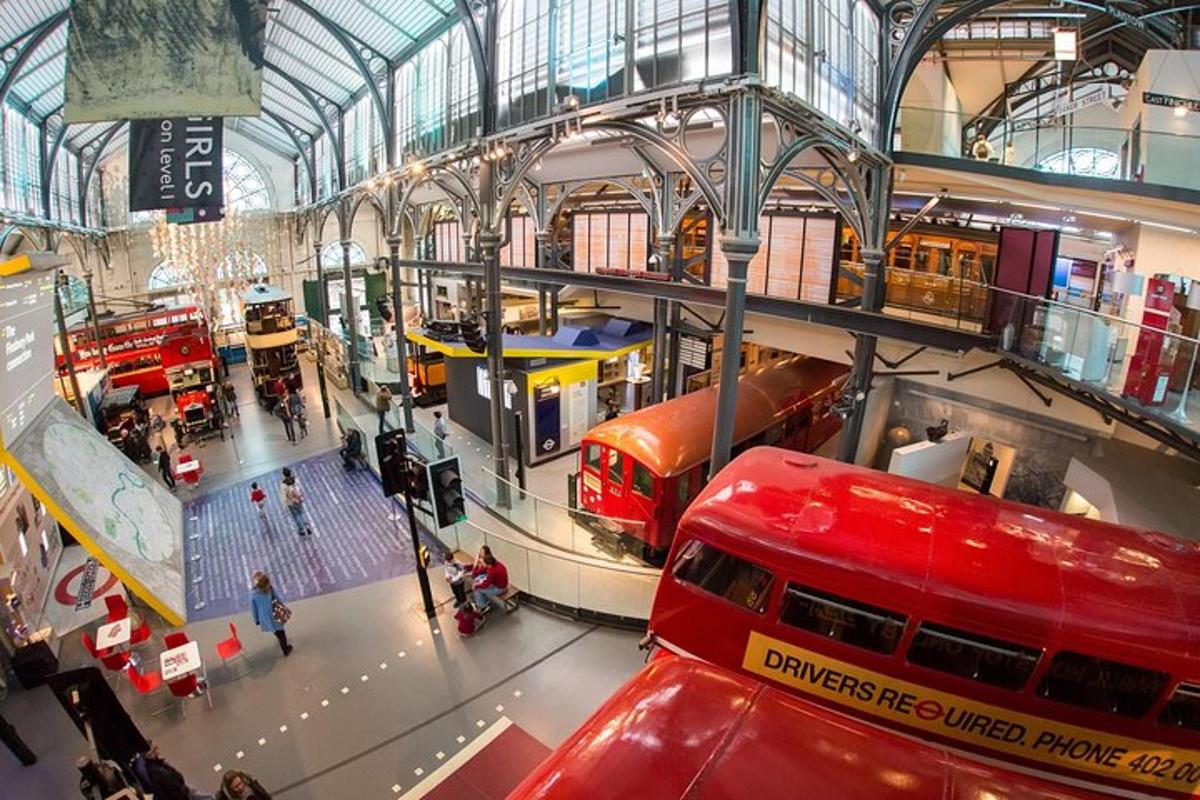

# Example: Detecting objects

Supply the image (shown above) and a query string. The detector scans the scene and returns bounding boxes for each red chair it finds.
[128,619,153,648]
[104,594,129,623]
[216,622,252,677]
[166,673,212,718]
[163,631,189,650]
[81,631,110,659]
[127,666,171,715]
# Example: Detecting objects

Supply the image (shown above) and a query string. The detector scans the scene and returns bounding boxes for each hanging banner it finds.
[129,117,224,213]
[64,0,267,123]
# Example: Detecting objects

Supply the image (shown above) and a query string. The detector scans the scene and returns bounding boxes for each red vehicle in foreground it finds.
[577,356,847,558]
[646,449,1200,797]
[508,654,1109,799]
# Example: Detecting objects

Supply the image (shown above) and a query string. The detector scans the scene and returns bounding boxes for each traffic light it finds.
[459,316,488,354]
[376,429,408,498]
[426,456,466,530]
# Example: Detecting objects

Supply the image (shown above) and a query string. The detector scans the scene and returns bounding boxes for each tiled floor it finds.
[1,358,648,799]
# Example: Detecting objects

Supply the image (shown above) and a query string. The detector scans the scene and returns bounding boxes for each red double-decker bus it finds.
[58,305,210,396]
[509,654,1110,799]
[646,449,1200,797]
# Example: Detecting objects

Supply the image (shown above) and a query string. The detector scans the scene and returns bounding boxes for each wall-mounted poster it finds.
[64,0,268,123]
[129,117,224,213]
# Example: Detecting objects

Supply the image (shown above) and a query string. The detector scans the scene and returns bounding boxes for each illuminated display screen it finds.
[0,271,57,450]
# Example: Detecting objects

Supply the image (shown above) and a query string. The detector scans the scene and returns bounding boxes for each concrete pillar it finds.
[387,236,416,432]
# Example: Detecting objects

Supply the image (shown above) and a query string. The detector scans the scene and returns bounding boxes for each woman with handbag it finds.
[250,571,293,656]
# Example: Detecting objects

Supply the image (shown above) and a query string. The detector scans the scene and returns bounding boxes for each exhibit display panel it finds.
[0,269,58,449]
[3,399,186,625]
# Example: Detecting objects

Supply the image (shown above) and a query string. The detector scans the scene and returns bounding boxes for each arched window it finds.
[130,148,271,225]
[148,261,189,291]
[320,240,368,266]
[1038,147,1121,180]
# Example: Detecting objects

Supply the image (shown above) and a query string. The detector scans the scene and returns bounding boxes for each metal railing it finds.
[897,105,1200,192]
[990,288,1200,434]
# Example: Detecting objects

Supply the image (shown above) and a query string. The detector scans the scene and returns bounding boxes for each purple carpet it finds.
[182,449,419,622]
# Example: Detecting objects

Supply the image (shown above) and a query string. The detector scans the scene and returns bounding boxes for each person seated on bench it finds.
[443,551,470,608]
[340,428,363,470]
[471,545,509,613]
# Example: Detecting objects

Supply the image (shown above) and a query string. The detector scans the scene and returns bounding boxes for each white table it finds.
[160,641,202,682]
[95,618,131,651]
[175,460,202,477]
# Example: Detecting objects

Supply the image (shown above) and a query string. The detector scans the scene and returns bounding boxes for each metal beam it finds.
[262,109,317,197]
[0,11,67,112]
[285,0,394,162]
[395,259,995,352]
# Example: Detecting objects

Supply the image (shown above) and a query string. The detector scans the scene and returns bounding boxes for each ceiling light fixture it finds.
[1053,28,1077,61]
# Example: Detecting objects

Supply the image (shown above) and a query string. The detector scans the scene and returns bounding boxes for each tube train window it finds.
[607,449,624,485]
[584,443,601,471]
[779,585,907,655]
[632,461,654,498]
[671,540,774,613]
[1160,684,1200,731]
[907,623,1041,690]
[1037,652,1169,719]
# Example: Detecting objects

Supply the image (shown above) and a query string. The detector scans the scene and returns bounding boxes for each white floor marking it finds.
[513,690,522,698]
[398,651,406,658]
[213,764,222,773]
[321,699,330,707]
[391,785,402,794]
[413,767,424,777]
[398,718,514,800]
[341,686,350,694]
[476,719,485,728]
[258,738,266,746]
[301,712,310,720]
[236,751,245,760]
[380,662,388,670]
[432,629,440,636]
[435,751,445,760]
[279,725,288,733]
[495,704,504,713]
[415,640,423,646]
[456,735,465,744]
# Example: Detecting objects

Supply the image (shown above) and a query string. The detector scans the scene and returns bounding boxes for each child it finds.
[455,603,483,637]
[249,482,267,516]
[443,553,469,608]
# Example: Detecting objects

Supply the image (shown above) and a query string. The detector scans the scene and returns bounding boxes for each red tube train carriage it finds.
[576,356,848,557]
[508,654,1110,800]
[645,449,1200,798]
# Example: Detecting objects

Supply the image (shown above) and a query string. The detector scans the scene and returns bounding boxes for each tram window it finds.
[907,623,1041,690]
[780,585,907,655]
[672,540,774,613]
[1159,684,1200,731]
[1038,652,1168,718]
[632,461,653,498]
[584,444,601,471]
[764,423,783,445]
[677,473,690,505]
[607,450,624,484]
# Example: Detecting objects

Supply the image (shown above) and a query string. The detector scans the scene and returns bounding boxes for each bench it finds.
[498,586,520,613]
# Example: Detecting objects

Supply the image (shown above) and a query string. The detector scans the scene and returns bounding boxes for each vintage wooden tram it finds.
[646,449,1200,798]
[576,357,847,557]
[243,283,301,406]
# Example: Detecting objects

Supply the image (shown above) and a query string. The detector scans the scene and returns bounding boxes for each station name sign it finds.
[129,117,224,216]
[1142,92,1200,113]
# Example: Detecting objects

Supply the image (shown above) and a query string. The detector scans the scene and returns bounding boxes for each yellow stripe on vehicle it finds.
[742,631,1200,794]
